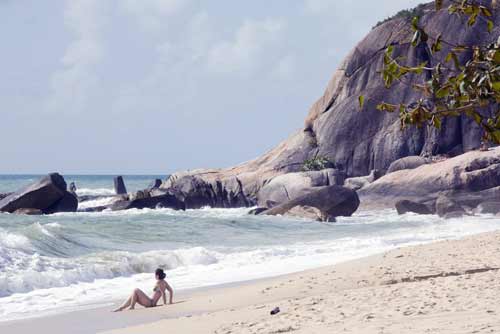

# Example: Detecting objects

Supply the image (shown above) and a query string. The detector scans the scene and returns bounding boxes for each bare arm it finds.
[165,281,173,305]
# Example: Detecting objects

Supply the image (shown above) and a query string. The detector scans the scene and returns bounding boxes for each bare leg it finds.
[129,288,152,310]
[113,295,132,312]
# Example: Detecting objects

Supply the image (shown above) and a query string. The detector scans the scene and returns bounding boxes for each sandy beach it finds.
[94,230,500,333]
[2,230,500,333]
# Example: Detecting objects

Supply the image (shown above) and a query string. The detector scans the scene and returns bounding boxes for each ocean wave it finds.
[77,196,120,210]
[0,247,220,298]
[76,188,116,196]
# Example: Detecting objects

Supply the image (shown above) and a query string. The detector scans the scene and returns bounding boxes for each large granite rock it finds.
[162,173,253,209]
[260,186,360,222]
[158,2,497,209]
[360,148,500,207]
[257,169,344,207]
[386,156,431,174]
[0,173,77,214]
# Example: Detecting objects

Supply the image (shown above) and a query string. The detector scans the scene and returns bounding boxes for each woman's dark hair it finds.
[155,268,166,280]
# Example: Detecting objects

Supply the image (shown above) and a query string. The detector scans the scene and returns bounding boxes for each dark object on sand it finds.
[270,307,280,315]
[114,176,127,195]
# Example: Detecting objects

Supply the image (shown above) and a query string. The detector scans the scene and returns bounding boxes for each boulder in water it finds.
[0,173,77,214]
[257,169,344,207]
[261,185,359,222]
[114,176,127,195]
[395,200,433,215]
[46,191,78,214]
[110,193,185,211]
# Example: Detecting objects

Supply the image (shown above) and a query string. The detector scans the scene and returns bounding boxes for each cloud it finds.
[206,18,286,75]
[121,0,189,30]
[270,54,295,80]
[304,0,423,17]
[45,0,107,114]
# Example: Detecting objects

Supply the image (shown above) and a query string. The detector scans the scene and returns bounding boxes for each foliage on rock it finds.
[302,156,335,171]
[361,0,500,144]
[373,4,426,28]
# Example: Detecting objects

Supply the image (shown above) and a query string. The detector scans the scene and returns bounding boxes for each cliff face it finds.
[162,1,499,205]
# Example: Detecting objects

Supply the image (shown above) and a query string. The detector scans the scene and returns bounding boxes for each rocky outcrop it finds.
[260,186,360,222]
[114,176,127,195]
[161,173,253,209]
[257,169,344,207]
[395,200,433,215]
[110,192,185,211]
[386,156,431,174]
[360,148,500,206]
[158,1,498,211]
[0,173,78,214]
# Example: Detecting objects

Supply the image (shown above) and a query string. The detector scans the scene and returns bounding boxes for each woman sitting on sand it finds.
[113,268,173,311]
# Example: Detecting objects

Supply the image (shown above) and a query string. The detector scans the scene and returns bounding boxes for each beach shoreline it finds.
[3,230,500,333]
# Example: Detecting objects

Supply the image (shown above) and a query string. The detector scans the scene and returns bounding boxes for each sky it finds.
[0,0,422,174]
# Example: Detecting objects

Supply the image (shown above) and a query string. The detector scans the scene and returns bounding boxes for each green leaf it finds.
[488,20,494,33]
[470,110,483,124]
[492,82,500,92]
[431,34,442,53]
[432,115,442,129]
[412,16,420,30]
[358,95,365,110]
[435,86,450,99]
[481,7,493,17]
[468,13,478,26]
[491,130,500,144]
[435,0,443,10]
